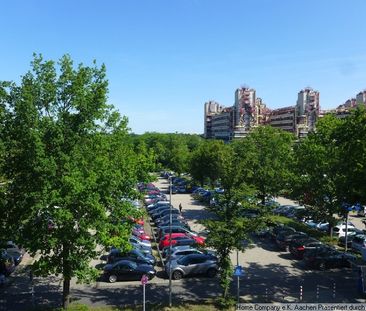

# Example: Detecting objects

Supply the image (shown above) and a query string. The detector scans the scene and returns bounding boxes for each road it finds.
[0,177,365,310]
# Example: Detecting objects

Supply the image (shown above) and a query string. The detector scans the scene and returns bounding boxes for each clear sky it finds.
[1,0,366,134]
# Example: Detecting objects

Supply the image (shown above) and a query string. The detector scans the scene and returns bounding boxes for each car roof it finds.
[162,233,188,238]
[112,259,135,266]
[171,246,196,251]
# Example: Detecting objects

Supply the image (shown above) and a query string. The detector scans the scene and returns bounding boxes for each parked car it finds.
[0,241,24,265]
[162,244,194,258]
[303,246,356,270]
[165,246,203,262]
[103,259,156,283]
[269,225,296,240]
[146,202,171,212]
[107,248,155,265]
[351,234,366,253]
[150,205,172,217]
[132,230,151,241]
[153,208,181,221]
[161,239,197,255]
[159,233,195,250]
[158,226,199,240]
[154,213,185,226]
[156,219,190,230]
[0,250,16,276]
[333,225,361,238]
[338,234,356,248]
[289,238,323,259]
[276,231,308,251]
[129,236,151,248]
[165,253,218,280]
[166,246,216,262]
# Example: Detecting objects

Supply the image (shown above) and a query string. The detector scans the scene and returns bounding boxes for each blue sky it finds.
[1,0,366,134]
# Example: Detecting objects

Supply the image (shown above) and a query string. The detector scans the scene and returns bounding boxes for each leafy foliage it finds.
[233,126,294,204]
[0,54,147,308]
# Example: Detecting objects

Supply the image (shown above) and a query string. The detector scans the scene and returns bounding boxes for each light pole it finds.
[168,176,173,307]
[236,249,239,304]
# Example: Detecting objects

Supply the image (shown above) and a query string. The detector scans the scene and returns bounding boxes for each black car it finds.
[153,209,180,221]
[147,203,172,214]
[289,238,323,259]
[103,260,156,283]
[155,213,186,226]
[276,231,308,251]
[0,242,24,265]
[0,250,16,276]
[269,225,296,241]
[303,246,356,270]
[107,248,156,265]
[157,219,190,230]
[150,205,172,217]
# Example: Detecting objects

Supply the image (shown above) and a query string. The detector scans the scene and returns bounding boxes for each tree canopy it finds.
[0,54,148,308]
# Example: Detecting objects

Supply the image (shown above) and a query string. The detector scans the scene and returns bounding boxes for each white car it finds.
[333,224,358,238]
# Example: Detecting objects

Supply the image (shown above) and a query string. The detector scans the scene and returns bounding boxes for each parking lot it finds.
[147,178,365,302]
[1,177,365,310]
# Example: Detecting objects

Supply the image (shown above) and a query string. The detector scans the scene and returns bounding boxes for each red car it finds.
[132,230,151,241]
[158,233,205,250]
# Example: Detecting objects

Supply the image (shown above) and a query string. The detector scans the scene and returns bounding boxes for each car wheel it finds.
[172,270,183,280]
[108,274,117,283]
[207,268,217,278]
[318,261,326,271]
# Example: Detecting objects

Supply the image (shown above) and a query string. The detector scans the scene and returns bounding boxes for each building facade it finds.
[356,90,366,105]
[204,86,320,140]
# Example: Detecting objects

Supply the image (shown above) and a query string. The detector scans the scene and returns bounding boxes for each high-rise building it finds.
[295,87,320,136]
[356,90,366,105]
[203,86,320,140]
[204,100,222,139]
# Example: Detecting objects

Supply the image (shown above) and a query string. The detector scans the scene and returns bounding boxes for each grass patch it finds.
[268,215,327,239]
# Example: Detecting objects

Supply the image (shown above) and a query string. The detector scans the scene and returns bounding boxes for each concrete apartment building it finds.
[324,89,366,119]
[204,86,320,140]
[356,90,366,105]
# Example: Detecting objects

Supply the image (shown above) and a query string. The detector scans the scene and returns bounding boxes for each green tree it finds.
[0,55,143,308]
[189,140,228,187]
[292,114,343,234]
[334,106,366,206]
[233,126,294,205]
[203,145,264,306]
[170,141,190,175]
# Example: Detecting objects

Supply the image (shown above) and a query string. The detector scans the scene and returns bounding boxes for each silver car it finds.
[165,246,203,262]
[165,253,218,280]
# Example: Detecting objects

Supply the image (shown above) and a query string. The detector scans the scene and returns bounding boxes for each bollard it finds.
[316,285,319,301]
[265,288,268,302]
[333,282,336,299]
[299,285,303,301]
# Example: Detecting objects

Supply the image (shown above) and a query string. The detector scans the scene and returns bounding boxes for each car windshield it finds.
[177,256,189,265]
[125,261,137,269]
[133,249,144,258]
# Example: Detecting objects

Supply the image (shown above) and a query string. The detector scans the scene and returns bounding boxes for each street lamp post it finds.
[168,176,173,307]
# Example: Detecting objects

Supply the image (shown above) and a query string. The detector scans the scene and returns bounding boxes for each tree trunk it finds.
[63,278,71,309]
[62,243,71,309]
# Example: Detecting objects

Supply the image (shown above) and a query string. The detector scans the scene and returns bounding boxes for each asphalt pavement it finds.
[1,177,365,310]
